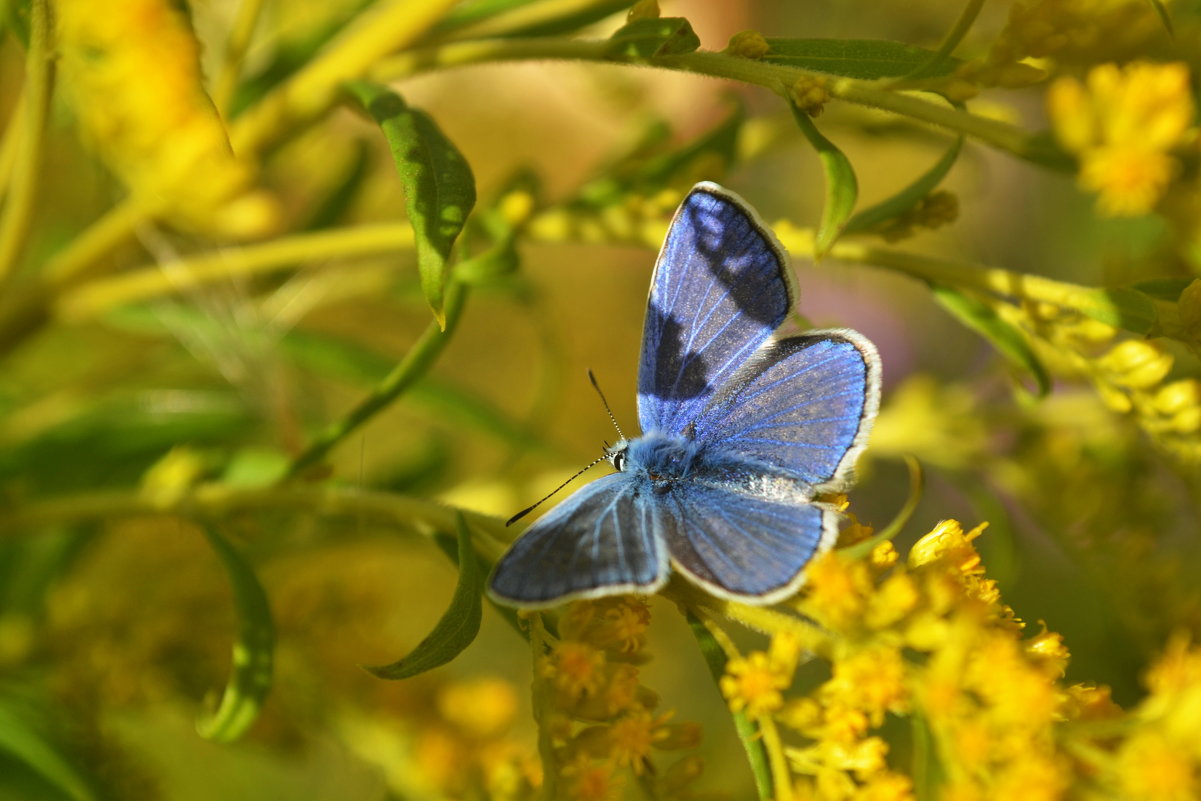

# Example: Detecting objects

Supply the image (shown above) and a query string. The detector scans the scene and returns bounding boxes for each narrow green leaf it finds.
[366,513,484,679]
[431,0,632,38]
[0,696,97,801]
[1075,287,1158,333]
[569,103,744,210]
[931,284,1051,397]
[685,612,772,800]
[905,0,985,79]
[790,103,858,259]
[431,531,528,643]
[1149,0,1175,36]
[196,526,275,743]
[764,38,960,79]
[285,269,469,479]
[348,82,476,327]
[845,136,962,235]
[607,17,700,58]
[1131,277,1194,302]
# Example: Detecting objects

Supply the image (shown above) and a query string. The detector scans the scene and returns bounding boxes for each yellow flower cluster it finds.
[55,0,278,238]
[989,0,1167,71]
[1048,61,1196,217]
[536,598,705,800]
[1017,300,1201,463]
[714,517,1201,800]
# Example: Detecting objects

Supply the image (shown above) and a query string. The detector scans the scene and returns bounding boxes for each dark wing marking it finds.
[637,183,794,437]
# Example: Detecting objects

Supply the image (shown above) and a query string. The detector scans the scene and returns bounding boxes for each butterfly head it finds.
[604,439,630,472]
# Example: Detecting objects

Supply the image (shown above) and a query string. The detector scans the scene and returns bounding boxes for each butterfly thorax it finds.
[613,433,702,491]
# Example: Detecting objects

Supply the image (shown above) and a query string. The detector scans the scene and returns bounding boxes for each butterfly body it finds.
[489,183,881,608]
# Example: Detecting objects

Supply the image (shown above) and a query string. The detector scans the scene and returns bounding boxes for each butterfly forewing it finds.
[690,332,881,489]
[488,473,669,606]
[637,183,794,437]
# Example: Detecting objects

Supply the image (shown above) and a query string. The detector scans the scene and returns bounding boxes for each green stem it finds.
[56,223,415,321]
[827,241,1106,310]
[373,40,1045,163]
[212,0,267,114]
[903,0,985,79]
[758,713,795,801]
[285,279,468,479]
[0,0,52,287]
[0,483,507,553]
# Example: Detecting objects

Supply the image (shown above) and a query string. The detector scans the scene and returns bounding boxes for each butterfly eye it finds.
[611,450,627,472]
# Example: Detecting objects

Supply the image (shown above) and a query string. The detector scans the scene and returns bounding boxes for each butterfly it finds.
[488,182,881,608]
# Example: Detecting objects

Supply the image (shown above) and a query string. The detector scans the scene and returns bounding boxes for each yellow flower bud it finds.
[727,30,770,60]
[1097,340,1173,388]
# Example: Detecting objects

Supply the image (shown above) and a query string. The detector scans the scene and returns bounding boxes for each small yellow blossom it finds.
[720,649,790,717]
[858,770,915,801]
[543,641,607,704]
[1048,61,1196,217]
[908,520,986,573]
[1117,731,1197,801]
[802,550,874,630]
[1025,626,1071,678]
[560,753,625,801]
[826,646,909,726]
[437,677,519,739]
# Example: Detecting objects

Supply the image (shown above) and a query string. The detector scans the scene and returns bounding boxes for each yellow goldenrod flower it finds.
[1025,626,1071,678]
[1048,62,1196,217]
[560,753,625,801]
[599,598,652,654]
[720,649,790,718]
[908,520,986,573]
[436,677,519,740]
[1116,730,1197,801]
[543,641,607,705]
[604,708,671,773]
[802,550,874,631]
[56,0,278,237]
[826,646,909,727]
[858,770,915,801]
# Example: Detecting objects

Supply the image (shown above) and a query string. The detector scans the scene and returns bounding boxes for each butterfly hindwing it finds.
[691,331,881,489]
[638,183,794,437]
[488,473,669,606]
[660,480,837,602]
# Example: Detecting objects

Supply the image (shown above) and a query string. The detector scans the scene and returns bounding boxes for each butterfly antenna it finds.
[587,369,626,440]
[506,454,608,527]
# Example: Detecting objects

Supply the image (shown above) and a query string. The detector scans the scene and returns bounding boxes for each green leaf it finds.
[790,103,858,259]
[196,526,275,743]
[348,82,476,328]
[1131,277,1193,302]
[764,38,960,79]
[1149,0,1175,36]
[0,694,97,801]
[931,284,1051,397]
[607,17,700,58]
[365,513,484,679]
[685,612,772,800]
[570,102,744,210]
[1074,287,1159,334]
[845,136,962,235]
[431,0,633,38]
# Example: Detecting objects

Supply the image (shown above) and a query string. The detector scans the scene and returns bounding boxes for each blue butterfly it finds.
[489,182,881,608]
